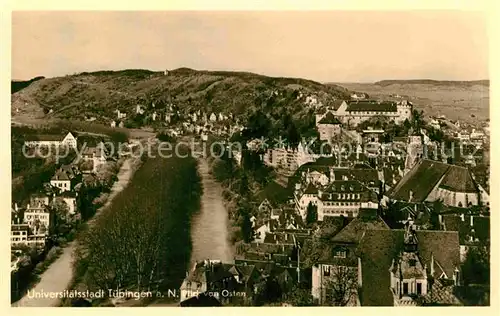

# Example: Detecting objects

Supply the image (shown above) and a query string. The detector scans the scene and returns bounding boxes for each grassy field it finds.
[336,81,489,124]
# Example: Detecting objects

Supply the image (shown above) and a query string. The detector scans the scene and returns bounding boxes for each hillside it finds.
[374,79,489,87]
[334,81,489,124]
[11,68,350,124]
[11,76,45,94]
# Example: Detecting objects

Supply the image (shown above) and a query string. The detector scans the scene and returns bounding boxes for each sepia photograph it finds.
[8,6,491,308]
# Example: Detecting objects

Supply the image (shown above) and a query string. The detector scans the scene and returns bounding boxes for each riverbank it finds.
[12,157,140,307]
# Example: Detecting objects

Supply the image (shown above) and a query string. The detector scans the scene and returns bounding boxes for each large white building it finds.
[333,100,413,127]
[295,180,379,221]
[24,132,77,149]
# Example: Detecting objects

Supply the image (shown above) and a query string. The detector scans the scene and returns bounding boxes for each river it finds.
[189,158,233,267]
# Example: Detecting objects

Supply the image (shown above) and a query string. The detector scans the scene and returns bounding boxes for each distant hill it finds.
[11,76,45,94]
[11,68,350,123]
[337,80,489,124]
[374,79,489,87]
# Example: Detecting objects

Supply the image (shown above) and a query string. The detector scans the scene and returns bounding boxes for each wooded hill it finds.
[11,68,351,123]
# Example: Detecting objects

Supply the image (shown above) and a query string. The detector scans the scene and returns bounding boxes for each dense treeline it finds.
[209,136,275,243]
[72,145,201,300]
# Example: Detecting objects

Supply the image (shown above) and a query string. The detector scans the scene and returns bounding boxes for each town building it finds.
[388,159,488,208]
[362,129,385,144]
[24,132,77,148]
[389,220,429,306]
[29,193,50,206]
[50,164,79,192]
[333,100,413,127]
[315,112,342,141]
[136,104,145,115]
[358,227,462,306]
[115,109,127,120]
[81,143,107,173]
[263,143,315,174]
[311,210,388,305]
[23,202,51,234]
[180,259,261,305]
[54,191,78,215]
[11,223,29,246]
[404,133,424,172]
[441,214,489,262]
[295,180,378,221]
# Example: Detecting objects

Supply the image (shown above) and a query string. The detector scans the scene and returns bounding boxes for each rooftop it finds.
[318,112,342,125]
[347,100,397,113]
[358,229,460,306]
[388,159,479,202]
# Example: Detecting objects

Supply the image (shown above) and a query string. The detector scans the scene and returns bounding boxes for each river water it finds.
[190,158,233,267]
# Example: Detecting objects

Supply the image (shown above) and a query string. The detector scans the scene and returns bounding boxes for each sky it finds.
[11,11,489,82]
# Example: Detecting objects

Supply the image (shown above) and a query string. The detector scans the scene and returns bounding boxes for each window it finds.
[416,282,422,295]
[409,259,416,267]
[323,265,331,276]
[403,282,409,295]
[334,250,347,258]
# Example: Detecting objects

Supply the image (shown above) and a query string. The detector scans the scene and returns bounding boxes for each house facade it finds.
[263,143,315,174]
[315,112,342,141]
[50,165,79,192]
[23,203,51,235]
[295,180,379,220]
[81,143,107,172]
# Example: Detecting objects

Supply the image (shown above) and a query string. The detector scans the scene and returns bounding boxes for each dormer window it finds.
[409,259,416,267]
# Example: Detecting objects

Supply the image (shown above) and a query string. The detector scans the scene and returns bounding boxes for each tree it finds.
[283,285,316,306]
[238,171,250,197]
[75,153,202,295]
[255,278,282,305]
[240,211,254,243]
[323,266,358,306]
[306,202,318,225]
[462,244,490,286]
